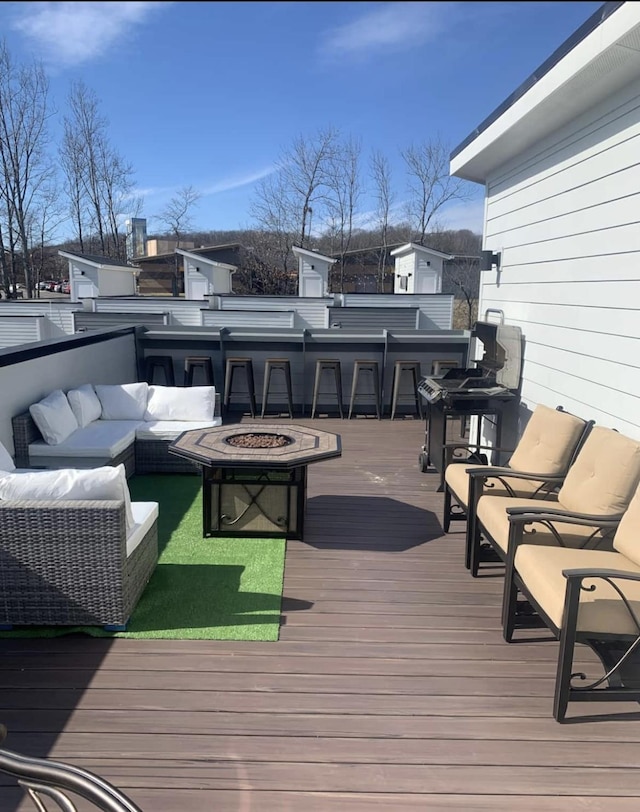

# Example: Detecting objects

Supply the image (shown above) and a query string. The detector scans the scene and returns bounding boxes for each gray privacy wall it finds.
[0,329,138,455]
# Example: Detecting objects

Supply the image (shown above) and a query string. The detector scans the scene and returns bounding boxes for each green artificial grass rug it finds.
[1,475,286,641]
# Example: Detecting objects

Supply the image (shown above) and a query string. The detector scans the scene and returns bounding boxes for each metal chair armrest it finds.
[466,467,564,483]
[562,568,640,582]
[506,507,624,529]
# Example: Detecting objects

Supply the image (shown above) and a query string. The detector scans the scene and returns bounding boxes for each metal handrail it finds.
[0,725,143,811]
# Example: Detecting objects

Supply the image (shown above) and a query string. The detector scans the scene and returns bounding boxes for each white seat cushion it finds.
[127,501,159,557]
[94,383,149,420]
[144,385,216,421]
[67,384,103,428]
[136,418,222,441]
[0,440,16,473]
[29,389,79,445]
[0,464,134,529]
[28,420,140,459]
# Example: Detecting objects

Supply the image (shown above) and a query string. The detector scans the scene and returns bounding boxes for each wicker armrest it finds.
[11,411,42,468]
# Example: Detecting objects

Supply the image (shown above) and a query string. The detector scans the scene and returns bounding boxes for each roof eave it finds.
[450,3,640,184]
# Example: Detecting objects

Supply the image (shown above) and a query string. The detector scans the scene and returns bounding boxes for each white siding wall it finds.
[201,310,295,328]
[216,297,330,328]
[393,253,415,293]
[478,78,640,440]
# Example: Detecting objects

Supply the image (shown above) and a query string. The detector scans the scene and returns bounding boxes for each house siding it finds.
[478,77,640,440]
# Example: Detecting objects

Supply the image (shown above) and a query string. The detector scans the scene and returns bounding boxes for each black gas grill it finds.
[418,312,522,486]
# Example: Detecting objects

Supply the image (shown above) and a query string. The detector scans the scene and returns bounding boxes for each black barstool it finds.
[261,358,294,418]
[389,360,423,420]
[223,357,257,417]
[145,355,175,386]
[184,356,215,387]
[348,359,381,419]
[310,359,343,419]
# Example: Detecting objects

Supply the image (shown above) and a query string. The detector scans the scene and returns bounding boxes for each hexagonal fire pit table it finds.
[169,424,342,540]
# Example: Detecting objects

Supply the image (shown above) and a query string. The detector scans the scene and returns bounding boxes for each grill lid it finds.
[471,319,522,391]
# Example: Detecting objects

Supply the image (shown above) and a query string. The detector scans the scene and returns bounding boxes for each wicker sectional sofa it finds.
[12,382,222,476]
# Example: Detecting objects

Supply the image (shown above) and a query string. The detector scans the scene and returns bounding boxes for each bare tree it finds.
[325,137,362,293]
[430,228,481,328]
[402,137,471,246]
[155,185,202,296]
[60,81,136,259]
[248,173,293,276]
[27,179,67,296]
[0,41,52,298]
[250,127,341,276]
[370,150,394,293]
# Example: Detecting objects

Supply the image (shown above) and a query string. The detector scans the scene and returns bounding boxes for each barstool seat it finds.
[261,358,294,418]
[390,360,423,420]
[223,357,256,418]
[184,356,215,387]
[145,355,175,386]
[348,359,381,419]
[311,359,343,419]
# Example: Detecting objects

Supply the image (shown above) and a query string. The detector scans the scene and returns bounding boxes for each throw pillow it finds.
[94,382,149,420]
[0,440,16,473]
[29,389,79,445]
[0,464,134,530]
[144,385,215,421]
[67,383,103,428]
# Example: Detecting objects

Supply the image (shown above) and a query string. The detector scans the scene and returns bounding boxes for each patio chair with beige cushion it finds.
[467,425,640,577]
[501,478,640,721]
[442,404,593,568]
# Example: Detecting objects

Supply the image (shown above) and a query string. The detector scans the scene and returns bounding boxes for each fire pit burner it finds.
[225,432,293,448]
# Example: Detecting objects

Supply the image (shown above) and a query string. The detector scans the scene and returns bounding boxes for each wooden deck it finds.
[2,416,640,810]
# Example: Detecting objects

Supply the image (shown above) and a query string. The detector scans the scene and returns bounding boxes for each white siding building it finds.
[390,243,452,294]
[59,252,138,302]
[450,0,640,441]
[177,249,236,300]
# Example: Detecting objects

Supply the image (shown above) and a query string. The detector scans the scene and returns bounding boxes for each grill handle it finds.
[483,308,504,324]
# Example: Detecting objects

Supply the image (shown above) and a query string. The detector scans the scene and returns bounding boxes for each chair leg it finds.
[261,366,272,418]
[442,485,452,533]
[502,573,519,642]
[469,522,482,577]
[247,364,256,418]
[554,624,577,723]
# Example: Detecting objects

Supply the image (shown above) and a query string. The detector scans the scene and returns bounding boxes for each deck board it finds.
[2,416,640,811]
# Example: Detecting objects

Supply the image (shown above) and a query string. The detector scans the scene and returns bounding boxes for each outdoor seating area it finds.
[11,383,222,475]
[2,415,640,810]
[442,413,640,722]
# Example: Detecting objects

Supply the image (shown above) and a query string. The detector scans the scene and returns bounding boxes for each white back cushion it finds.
[94,382,149,420]
[144,385,216,421]
[29,390,79,445]
[67,383,103,428]
[0,463,134,529]
[0,440,16,473]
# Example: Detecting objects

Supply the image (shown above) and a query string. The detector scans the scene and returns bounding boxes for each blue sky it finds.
[1,1,603,239]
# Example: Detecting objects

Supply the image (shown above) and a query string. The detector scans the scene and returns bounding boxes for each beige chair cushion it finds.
[445,463,553,510]
[613,481,640,566]
[508,405,587,475]
[558,427,640,515]
[476,495,613,557]
[515,544,640,634]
